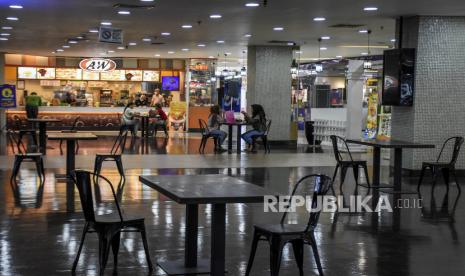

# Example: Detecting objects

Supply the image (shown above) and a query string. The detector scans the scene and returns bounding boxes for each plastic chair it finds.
[245,174,332,276]
[70,170,153,274]
[417,136,464,193]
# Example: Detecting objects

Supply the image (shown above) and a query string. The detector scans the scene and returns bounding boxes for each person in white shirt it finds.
[121,102,139,138]
[150,89,164,106]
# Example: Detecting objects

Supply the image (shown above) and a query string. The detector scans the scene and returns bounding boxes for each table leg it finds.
[227,125,233,154]
[211,203,226,275]
[39,122,46,154]
[372,147,381,188]
[144,117,149,140]
[393,148,403,192]
[236,125,242,154]
[185,204,198,267]
[66,139,76,212]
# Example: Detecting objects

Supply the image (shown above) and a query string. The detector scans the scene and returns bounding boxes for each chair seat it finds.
[255,223,310,234]
[16,153,42,157]
[96,153,121,158]
[94,213,145,225]
[423,162,452,168]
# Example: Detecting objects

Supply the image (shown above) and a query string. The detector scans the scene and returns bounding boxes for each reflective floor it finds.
[1,163,464,275]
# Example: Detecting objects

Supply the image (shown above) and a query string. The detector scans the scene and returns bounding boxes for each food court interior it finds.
[0,0,465,275]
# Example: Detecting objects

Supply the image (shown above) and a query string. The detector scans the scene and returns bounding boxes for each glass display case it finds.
[188,59,216,107]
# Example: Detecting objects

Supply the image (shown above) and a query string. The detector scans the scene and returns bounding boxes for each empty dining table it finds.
[48,132,98,212]
[139,174,272,276]
[27,118,61,154]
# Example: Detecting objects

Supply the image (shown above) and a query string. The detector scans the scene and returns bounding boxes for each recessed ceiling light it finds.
[244,34,252,38]
[210,14,222,19]
[2,26,13,30]
[359,29,368,33]
[390,38,396,42]
[168,51,175,54]
[161,32,171,36]
[0,33,11,36]
[181,48,189,51]
[225,52,232,55]
[363,7,378,11]
[287,42,294,46]
[216,40,225,43]
[197,44,206,47]
[320,47,327,50]
[6,17,18,21]
[208,56,215,58]
[182,24,192,29]
[9,5,23,9]
[69,40,78,44]
[128,42,137,46]
[118,10,131,15]
[273,27,284,31]
[140,0,154,1]
[295,51,302,54]
[76,36,84,39]
[245,2,259,7]
[62,45,70,48]
[142,38,152,42]
[117,46,125,50]
[154,54,160,57]
[336,55,343,58]
[108,50,115,53]
[101,21,112,26]
[100,52,107,55]
[321,36,331,40]
[89,28,99,33]
[51,51,56,54]
[313,17,326,21]
[56,49,64,52]
[361,52,368,55]
[0,37,8,41]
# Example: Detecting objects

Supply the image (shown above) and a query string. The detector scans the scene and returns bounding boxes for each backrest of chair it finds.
[110,128,129,155]
[70,116,81,131]
[73,170,96,222]
[330,135,354,163]
[265,120,272,136]
[199,119,209,135]
[280,174,332,231]
[13,116,23,130]
[437,136,464,165]
[7,130,26,154]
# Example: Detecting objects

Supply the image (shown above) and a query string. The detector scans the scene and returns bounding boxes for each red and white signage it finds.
[79,58,116,72]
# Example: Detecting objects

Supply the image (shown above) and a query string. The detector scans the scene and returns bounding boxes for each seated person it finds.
[208,105,227,152]
[136,94,148,107]
[241,104,267,152]
[149,103,169,137]
[121,102,139,138]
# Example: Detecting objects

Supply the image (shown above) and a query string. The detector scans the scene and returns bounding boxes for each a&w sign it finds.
[79,58,117,72]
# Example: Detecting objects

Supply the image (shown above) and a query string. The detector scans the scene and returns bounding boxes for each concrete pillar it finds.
[247,46,293,142]
[345,60,365,141]
[391,16,465,169]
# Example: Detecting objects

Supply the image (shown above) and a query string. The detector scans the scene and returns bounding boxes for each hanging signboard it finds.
[99,27,123,44]
[0,84,17,108]
[79,58,117,73]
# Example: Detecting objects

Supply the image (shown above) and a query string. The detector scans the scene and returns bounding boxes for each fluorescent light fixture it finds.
[101,21,112,26]
[197,44,206,47]
[118,10,131,15]
[9,5,23,9]
[364,7,378,11]
[359,29,369,33]
[321,36,331,40]
[89,28,99,33]
[161,32,171,36]
[209,14,222,19]
[128,42,137,46]
[216,40,225,43]
[313,17,326,21]
[245,3,259,7]
[2,27,13,30]
[273,27,284,31]
[6,17,18,21]
[182,24,192,29]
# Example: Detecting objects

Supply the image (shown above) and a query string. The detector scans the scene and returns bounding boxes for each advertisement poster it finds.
[168,101,187,132]
[364,92,378,139]
[0,84,17,108]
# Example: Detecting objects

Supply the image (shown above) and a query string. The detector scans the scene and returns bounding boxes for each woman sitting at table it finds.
[121,102,139,138]
[149,104,169,137]
[241,104,267,152]
[208,105,227,152]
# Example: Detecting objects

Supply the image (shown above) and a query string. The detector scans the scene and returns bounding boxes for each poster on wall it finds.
[222,80,241,112]
[168,101,187,132]
[0,84,17,108]
[364,92,378,139]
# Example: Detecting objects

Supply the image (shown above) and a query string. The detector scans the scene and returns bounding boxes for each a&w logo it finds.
[79,58,116,72]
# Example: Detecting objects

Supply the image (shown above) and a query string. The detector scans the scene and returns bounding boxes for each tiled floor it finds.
[0,134,464,275]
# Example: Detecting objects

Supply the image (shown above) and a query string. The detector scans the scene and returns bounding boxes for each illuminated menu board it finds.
[36,68,56,79]
[143,70,160,82]
[18,67,37,79]
[82,71,100,80]
[56,68,82,80]
[125,70,143,81]
[100,70,125,81]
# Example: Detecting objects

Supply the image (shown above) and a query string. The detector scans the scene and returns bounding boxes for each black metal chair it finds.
[13,116,38,151]
[417,136,464,193]
[59,116,80,155]
[330,135,371,194]
[245,174,332,276]
[9,128,45,185]
[93,128,129,187]
[71,170,153,275]
[252,119,272,153]
[198,118,217,153]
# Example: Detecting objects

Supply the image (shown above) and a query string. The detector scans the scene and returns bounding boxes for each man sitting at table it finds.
[149,104,169,137]
[121,102,139,138]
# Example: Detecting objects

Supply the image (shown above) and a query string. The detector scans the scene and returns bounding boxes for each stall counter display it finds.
[364,92,379,139]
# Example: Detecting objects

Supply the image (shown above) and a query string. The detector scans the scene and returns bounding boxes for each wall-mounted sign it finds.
[0,84,16,108]
[79,58,117,73]
[99,27,123,44]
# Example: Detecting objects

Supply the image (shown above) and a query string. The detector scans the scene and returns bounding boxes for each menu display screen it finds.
[162,76,180,91]
[143,70,160,82]
[36,68,56,79]
[18,67,37,79]
[125,70,142,81]
[82,71,100,80]
[56,68,82,80]
[100,70,125,81]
